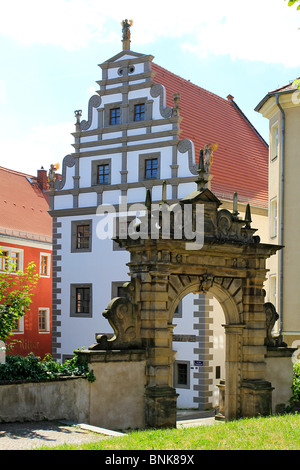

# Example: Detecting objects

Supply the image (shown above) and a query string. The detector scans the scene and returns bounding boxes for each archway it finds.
[86,154,282,427]
[172,291,226,414]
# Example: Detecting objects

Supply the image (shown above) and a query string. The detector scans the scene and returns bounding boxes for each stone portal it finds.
[82,150,286,428]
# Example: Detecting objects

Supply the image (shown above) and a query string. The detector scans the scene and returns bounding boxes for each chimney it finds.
[37,167,49,191]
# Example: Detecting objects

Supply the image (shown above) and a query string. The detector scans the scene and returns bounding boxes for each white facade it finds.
[50,49,267,410]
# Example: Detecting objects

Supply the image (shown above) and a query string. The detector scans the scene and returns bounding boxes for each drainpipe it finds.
[275,93,285,335]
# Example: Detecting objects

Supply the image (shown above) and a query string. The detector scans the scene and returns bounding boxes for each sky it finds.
[0,0,299,176]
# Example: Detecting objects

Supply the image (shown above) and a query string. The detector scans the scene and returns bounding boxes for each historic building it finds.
[256,79,300,353]
[0,166,52,358]
[49,24,269,409]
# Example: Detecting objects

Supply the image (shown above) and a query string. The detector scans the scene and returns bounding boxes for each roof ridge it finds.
[0,166,36,179]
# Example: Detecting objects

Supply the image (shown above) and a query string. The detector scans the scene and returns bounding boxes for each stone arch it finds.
[85,172,282,428]
[168,274,242,325]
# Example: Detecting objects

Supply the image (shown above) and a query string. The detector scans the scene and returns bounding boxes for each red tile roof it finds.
[152,63,269,208]
[0,166,52,242]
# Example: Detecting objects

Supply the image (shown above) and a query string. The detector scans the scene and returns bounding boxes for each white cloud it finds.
[0,0,299,64]
[0,121,74,176]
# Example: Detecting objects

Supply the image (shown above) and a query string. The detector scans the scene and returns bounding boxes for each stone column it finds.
[223,324,245,420]
[133,252,178,428]
[240,276,273,417]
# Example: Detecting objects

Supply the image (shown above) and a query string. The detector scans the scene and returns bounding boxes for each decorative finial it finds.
[160,180,167,205]
[145,188,152,213]
[172,93,181,117]
[233,192,239,216]
[48,163,60,190]
[121,19,133,50]
[245,203,252,228]
[196,149,207,191]
[74,110,82,131]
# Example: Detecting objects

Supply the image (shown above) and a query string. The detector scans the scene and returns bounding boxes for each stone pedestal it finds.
[216,379,225,421]
[241,379,274,417]
[144,385,178,428]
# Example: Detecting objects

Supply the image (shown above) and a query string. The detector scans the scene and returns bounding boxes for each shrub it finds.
[0,352,95,383]
[291,361,300,402]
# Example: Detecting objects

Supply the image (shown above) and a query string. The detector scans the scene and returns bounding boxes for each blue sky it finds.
[0,0,299,176]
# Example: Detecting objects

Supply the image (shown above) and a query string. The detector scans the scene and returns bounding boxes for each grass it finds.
[38,414,300,451]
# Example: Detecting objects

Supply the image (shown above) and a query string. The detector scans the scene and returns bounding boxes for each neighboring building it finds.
[49,39,269,409]
[256,79,300,351]
[0,166,52,358]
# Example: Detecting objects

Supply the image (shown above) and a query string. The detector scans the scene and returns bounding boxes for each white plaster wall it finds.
[59,215,130,356]
[54,195,74,210]
[78,192,97,208]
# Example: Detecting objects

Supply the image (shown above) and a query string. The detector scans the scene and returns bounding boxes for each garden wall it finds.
[0,349,147,430]
[0,377,90,423]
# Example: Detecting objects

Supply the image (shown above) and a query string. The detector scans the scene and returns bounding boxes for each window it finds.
[271,123,279,161]
[91,159,111,186]
[134,103,145,121]
[40,253,51,277]
[76,225,90,249]
[38,308,50,333]
[76,288,90,314]
[270,275,277,308]
[97,164,110,184]
[110,108,120,125]
[145,158,158,179]
[270,197,278,238]
[11,316,24,334]
[71,220,92,253]
[0,251,8,271]
[173,361,190,389]
[139,153,160,181]
[0,247,23,272]
[70,284,92,317]
[111,281,128,299]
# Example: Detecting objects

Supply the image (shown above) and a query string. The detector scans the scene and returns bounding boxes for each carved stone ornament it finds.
[89,297,141,350]
[264,302,287,347]
[199,274,214,293]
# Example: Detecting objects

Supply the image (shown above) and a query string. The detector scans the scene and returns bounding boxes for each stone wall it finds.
[0,377,89,423]
[0,350,147,431]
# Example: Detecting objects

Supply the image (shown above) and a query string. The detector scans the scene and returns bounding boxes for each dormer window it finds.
[134,103,145,121]
[110,107,120,125]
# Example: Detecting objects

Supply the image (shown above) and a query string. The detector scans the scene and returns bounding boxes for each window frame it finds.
[39,252,51,277]
[270,197,278,239]
[173,360,190,389]
[38,307,50,333]
[0,247,23,273]
[271,122,279,161]
[134,103,145,122]
[71,220,93,253]
[91,158,111,186]
[70,283,93,318]
[138,153,161,181]
[109,107,121,125]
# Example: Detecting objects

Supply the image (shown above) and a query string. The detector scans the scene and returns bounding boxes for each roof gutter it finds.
[275,93,285,335]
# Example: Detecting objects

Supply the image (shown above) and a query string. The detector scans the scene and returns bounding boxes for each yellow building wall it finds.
[258,92,300,347]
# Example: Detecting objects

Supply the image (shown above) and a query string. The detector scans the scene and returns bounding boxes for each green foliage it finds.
[0,352,95,383]
[288,0,300,10]
[291,361,300,401]
[0,257,39,342]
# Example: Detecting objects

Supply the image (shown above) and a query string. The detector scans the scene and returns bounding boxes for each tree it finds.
[0,254,38,343]
[287,0,300,10]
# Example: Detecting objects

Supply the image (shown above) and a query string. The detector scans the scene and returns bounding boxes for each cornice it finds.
[72,129,182,151]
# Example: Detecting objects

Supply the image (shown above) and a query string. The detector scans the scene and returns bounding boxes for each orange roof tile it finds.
[0,166,52,242]
[152,63,269,208]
